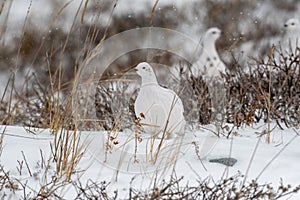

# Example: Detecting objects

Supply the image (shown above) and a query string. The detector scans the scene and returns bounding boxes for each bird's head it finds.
[135,62,155,77]
[204,27,222,42]
[284,18,299,30]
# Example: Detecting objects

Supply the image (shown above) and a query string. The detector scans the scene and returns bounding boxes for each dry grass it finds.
[1,164,299,199]
[0,0,97,197]
[224,47,300,130]
[129,172,300,200]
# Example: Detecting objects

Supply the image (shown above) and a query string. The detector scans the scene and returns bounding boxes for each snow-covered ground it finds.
[0,124,299,199]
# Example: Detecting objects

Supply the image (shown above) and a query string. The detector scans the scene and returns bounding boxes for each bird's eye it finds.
[291,22,295,26]
[142,67,146,69]
[212,31,216,34]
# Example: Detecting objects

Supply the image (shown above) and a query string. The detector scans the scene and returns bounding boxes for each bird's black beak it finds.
[284,24,288,27]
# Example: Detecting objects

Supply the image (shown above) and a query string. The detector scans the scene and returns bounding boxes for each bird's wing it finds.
[148,103,167,129]
[157,86,186,135]
[135,86,168,127]
[159,86,184,116]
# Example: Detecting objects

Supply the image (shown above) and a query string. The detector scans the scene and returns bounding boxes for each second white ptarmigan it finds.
[190,27,226,79]
[134,62,185,138]
[283,18,300,53]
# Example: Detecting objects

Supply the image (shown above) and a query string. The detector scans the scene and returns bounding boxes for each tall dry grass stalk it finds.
[0,0,7,16]
[0,126,6,158]
[51,127,86,182]
[0,0,94,186]
[151,95,184,164]
[265,46,276,143]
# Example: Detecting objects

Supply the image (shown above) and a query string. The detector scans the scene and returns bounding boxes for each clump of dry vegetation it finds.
[129,173,300,199]
[95,45,300,134]
[2,165,299,199]
[225,47,300,129]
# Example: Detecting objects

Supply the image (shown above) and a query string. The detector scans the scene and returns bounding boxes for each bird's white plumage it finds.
[134,62,185,138]
[283,18,300,52]
[190,27,226,79]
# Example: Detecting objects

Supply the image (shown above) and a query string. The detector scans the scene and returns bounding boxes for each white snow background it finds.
[1,124,300,199]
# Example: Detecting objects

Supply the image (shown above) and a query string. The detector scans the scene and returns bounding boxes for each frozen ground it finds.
[0,123,299,199]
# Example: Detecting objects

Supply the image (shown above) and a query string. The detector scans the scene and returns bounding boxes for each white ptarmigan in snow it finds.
[134,62,185,138]
[283,18,300,53]
[190,27,226,79]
